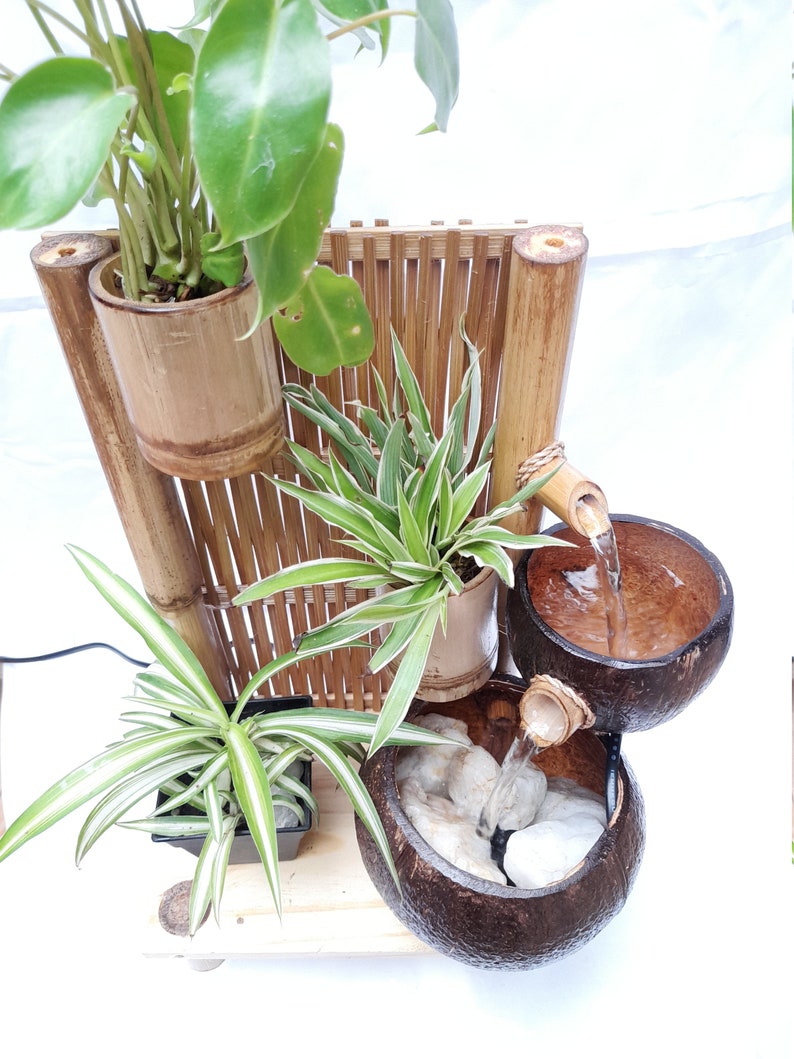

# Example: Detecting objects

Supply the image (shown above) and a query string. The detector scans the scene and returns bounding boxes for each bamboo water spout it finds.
[516,443,611,540]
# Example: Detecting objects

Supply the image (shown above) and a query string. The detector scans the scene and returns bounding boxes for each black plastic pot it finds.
[152,695,313,863]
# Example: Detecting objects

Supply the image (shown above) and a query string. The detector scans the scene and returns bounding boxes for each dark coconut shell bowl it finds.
[356,677,646,970]
[506,515,733,733]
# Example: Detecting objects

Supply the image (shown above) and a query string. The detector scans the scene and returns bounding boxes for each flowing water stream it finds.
[479,499,629,863]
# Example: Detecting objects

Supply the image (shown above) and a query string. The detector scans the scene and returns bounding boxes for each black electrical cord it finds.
[0,642,151,669]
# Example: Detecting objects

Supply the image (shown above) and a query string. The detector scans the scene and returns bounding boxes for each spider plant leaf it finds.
[474,420,497,471]
[281,729,401,891]
[282,439,338,492]
[390,329,434,442]
[436,468,455,540]
[386,561,440,583]
[370,364,393,425]
[74,750,213,863]
[397,487,432,565]
[120,815,216,836]
[456,541,514,586]
[366,609,424,673]
[203,778,226,845]
[376,417,408,508]
[295,618,378,655]
[412,429,454,531]
[132,668,209,712]
[235,640,369,715]
[224,724,281,918]
[66,546,226,718]
[439,561,465,595]
[255,707,460,749]
[0,727,217,863]
[354,404,390,452]
[233,557,380,605]
[260,478,385,550]
[369,601,442,755]
[132,672,227,728]
[444,461,491,539]
[188,821,234,936]
[154,749,231,815]
[210,820,237,928]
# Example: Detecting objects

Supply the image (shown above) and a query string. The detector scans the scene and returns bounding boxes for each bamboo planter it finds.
[416,566,500,701]
[88,255,284,481]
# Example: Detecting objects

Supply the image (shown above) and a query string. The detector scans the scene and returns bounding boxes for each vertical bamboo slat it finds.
[31,233,232,698]
[491,224,589,535]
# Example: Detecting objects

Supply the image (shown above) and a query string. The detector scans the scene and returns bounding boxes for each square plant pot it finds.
[152,695,313,862]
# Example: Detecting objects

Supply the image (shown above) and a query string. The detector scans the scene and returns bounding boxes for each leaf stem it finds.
[325,8,416,42]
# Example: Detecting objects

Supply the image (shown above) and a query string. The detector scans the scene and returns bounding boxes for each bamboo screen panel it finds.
[177,221,532,708]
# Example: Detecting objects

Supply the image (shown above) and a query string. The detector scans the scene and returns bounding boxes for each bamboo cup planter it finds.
[413,566,500,702]
[88,255,284,481]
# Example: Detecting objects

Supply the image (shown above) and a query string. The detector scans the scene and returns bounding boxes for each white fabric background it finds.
[0,2,790,1056]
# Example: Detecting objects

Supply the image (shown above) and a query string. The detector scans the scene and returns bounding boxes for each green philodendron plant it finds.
[233,324,573,756]
[0,0,459,374]
[0,546,455,935]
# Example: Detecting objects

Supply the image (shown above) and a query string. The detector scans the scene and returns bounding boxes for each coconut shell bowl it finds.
[506,515,734,734]
[356,677,646,970]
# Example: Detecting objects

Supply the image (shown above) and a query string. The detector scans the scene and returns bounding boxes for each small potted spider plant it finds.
[234,323,572,756]
[0,545,455,936]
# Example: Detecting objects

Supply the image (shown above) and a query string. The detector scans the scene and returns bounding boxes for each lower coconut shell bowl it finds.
[506,515,734,734]
[356,677,646,970]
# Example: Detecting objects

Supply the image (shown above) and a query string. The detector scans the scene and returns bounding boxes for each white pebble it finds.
[400,778,506,884]
[447,745,501,821]
[503,808,606,889]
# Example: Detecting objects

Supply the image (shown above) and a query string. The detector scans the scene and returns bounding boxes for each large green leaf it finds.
[414,0,459,133]
[272,265,375,374]
[116,31,194,155]
[246,122,344,327]
[0,57,132,229]
[192,0,331,244]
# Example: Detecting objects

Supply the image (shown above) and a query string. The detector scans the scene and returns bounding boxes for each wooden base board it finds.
[140,769,434,962]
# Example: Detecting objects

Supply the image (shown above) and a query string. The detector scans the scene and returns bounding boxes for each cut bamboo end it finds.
[521,456,610,539]
[513,224,589,265]
[518,674,595,748]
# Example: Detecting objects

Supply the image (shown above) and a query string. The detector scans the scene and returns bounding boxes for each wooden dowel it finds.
[31,233,232,698]
[491,225,589,536]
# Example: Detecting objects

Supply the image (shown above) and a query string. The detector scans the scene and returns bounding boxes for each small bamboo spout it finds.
[518,675,595,748]
[518,445,611,539]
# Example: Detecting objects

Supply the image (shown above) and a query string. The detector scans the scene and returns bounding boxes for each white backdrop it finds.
[0,3,790,1057]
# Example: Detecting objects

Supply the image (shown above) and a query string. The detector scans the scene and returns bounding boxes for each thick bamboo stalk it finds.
[31,233,232,697]
[491,225,589,536]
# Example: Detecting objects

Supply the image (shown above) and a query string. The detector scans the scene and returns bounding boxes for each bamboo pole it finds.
[31,233,232,698]
[491,225,589,536]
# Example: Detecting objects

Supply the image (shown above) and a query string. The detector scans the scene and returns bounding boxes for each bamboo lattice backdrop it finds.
[179,221,533,706]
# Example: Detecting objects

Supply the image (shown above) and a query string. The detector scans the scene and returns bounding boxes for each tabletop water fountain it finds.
[356,453,733,970]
